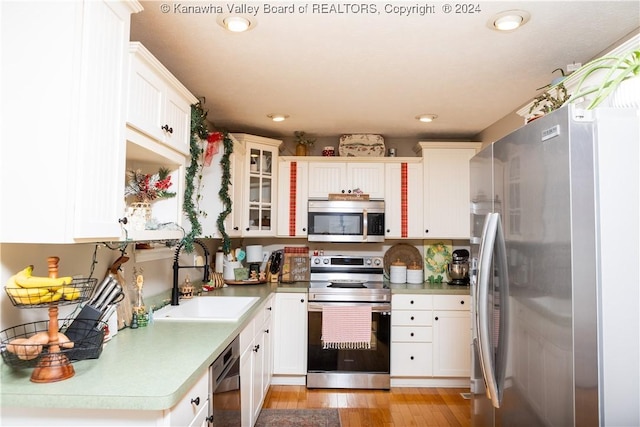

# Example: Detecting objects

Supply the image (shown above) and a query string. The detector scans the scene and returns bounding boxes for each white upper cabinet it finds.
[277,159,309,237]
[418,142,482,239]
[231,134,282,237]
[127,42,194,156]
[0,0,142,243]
[307,160,385,199]
[122,42,198,242]
[384,161,424,239]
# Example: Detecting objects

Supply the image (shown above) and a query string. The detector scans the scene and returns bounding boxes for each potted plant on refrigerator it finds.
[294,131,316,156]
[569,47,640,109]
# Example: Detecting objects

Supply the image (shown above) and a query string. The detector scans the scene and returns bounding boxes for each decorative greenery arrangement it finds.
[529,82,570,115]
[216,134,234,255]
[294,131,316,147]
[569,48,640,109]
[183,100,234,254]
[125,168,175,202]
[183,101,209,253]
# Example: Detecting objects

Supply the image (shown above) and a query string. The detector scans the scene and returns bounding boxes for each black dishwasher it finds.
[209,336,241,426]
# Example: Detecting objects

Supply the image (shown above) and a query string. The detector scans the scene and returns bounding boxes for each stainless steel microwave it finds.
[307,199,385,242]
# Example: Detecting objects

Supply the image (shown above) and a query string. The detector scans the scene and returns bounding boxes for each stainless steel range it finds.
[307,255,391,390]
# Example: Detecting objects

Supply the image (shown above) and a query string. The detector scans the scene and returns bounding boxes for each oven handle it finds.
[308,301,391,313]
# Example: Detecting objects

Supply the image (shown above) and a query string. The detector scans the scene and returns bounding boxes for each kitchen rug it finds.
[255,409,341,427]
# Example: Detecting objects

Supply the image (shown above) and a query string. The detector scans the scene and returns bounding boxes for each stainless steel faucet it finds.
[172,239,210,305]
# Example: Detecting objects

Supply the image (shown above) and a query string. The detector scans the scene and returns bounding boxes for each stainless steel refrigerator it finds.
[469,104,639,427]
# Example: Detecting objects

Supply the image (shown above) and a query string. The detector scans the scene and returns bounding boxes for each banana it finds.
[5,274,20,289]
[6,287,50,299]
[56,286,81,301]
[37,291,62,304]
[14,265,72,289]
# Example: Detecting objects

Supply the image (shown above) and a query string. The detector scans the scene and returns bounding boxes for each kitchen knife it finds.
[88,276,115,307]
[97,283,122,311]
[93,278,118,310]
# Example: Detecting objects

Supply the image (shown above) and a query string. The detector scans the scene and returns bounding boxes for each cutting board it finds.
[108,256,132,329]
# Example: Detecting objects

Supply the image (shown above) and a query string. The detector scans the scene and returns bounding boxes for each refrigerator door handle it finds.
[475,212,501,408]
[494,211,510,409]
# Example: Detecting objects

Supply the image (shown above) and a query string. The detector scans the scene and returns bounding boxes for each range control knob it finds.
[365,258,372,265]
[313,257,321,264]
[323,258,330,264]
[373,258,382,266]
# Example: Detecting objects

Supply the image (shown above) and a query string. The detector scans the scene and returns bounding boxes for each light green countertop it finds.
[0,280,467,411]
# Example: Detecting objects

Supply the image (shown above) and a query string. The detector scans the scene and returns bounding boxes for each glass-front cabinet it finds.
[232,134,282,237]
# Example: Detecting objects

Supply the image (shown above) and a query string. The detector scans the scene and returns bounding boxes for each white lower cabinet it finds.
[272,293,307,381]
[240,295,274,427]
[164,370,209,427]
[432,295,471,377]
[391,294,433,377]
[391,293,471,384]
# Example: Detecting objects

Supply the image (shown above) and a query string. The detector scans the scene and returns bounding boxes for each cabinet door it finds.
[1,0,133,243]
[432,310,471,377]
[391,342,433,376]
[423,148,478,238]
[127,51,165,143]
[166,371,209,427]
[347,163,385,199]
[273,293,307,375]
[227,143,246,237]
[384,162,423,238]
[163,90,191,155]
[307,162,347,198]
[244,145,276,236]
[240,347,253,427]
[277,160,309,237]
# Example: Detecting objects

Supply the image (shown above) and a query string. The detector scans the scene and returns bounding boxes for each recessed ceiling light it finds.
[267,114,289,122]
[416,114,438,123]
[489,10,530,32]
[216,15,256,33]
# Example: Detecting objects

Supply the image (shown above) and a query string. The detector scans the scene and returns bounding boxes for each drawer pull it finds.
[410,332,414,337]
[410,356,414,360]
[410,300,414,304]
[460,300,465,305]
[435,316,439,321]
[161,124,173,134]
[410,316,414,321]
[253,344,260,352]
[191,397,200,406]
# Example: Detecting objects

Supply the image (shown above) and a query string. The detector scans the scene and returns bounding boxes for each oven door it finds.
[307,302,391,380]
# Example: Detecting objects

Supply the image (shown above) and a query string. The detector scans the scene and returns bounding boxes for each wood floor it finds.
[263,385,471,427]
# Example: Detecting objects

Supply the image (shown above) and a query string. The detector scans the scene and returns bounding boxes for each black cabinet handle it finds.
[161,124,173,134]
[410,356,414,360]
[301,299,305,303]
[253,344,260,352]
[435,316,439,321]
[206,415,214,423]
[410,332,414,337]
[233,226,239,231]
[302,228,306,232]
[425,229,429,233]
[191,397,200,406]
[410,316,414,321]
[118,217,128,225]
[410,300,414,304]
[460,300,465,305]
[267,306,272,311]
[264,329,269,334]
[246,227,250,231]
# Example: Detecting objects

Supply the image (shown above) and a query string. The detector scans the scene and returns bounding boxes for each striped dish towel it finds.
[321,305,372,350]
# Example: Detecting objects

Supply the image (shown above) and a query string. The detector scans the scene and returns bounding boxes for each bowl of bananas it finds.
[4,265,97,308]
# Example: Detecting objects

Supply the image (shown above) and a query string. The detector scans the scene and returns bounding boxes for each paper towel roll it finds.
[215,251,224,273]
[246,245,263,263]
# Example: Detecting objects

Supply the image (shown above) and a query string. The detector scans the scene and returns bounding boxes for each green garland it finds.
[216,133,234,254]
[183,101,209,253]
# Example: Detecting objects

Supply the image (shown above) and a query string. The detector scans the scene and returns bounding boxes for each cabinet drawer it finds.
[392,310,432,326]
[391,342,433,376]
[392,294,432,310]
[433,295,470,311]
[392,326,432,342]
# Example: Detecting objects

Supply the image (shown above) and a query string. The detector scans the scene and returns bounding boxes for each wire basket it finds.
[4,277,97,308]
[0,318,106,369]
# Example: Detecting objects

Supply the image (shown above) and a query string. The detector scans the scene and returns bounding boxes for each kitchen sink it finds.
[153,296,260,322]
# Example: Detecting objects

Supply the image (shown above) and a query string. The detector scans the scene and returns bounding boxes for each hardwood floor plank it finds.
[263,385,471,427]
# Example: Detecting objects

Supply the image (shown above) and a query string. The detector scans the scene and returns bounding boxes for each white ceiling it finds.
[130,1,640,141]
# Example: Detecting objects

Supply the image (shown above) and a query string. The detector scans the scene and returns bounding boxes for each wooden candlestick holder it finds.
[30,256,74,383]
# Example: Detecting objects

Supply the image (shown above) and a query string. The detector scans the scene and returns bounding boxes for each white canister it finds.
[245,245,263,263]
[223,259,241,281]
[406,262,424,284]
[389,259,407,284]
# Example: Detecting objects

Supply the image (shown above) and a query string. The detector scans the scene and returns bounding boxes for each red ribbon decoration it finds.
[204,132,223,166]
